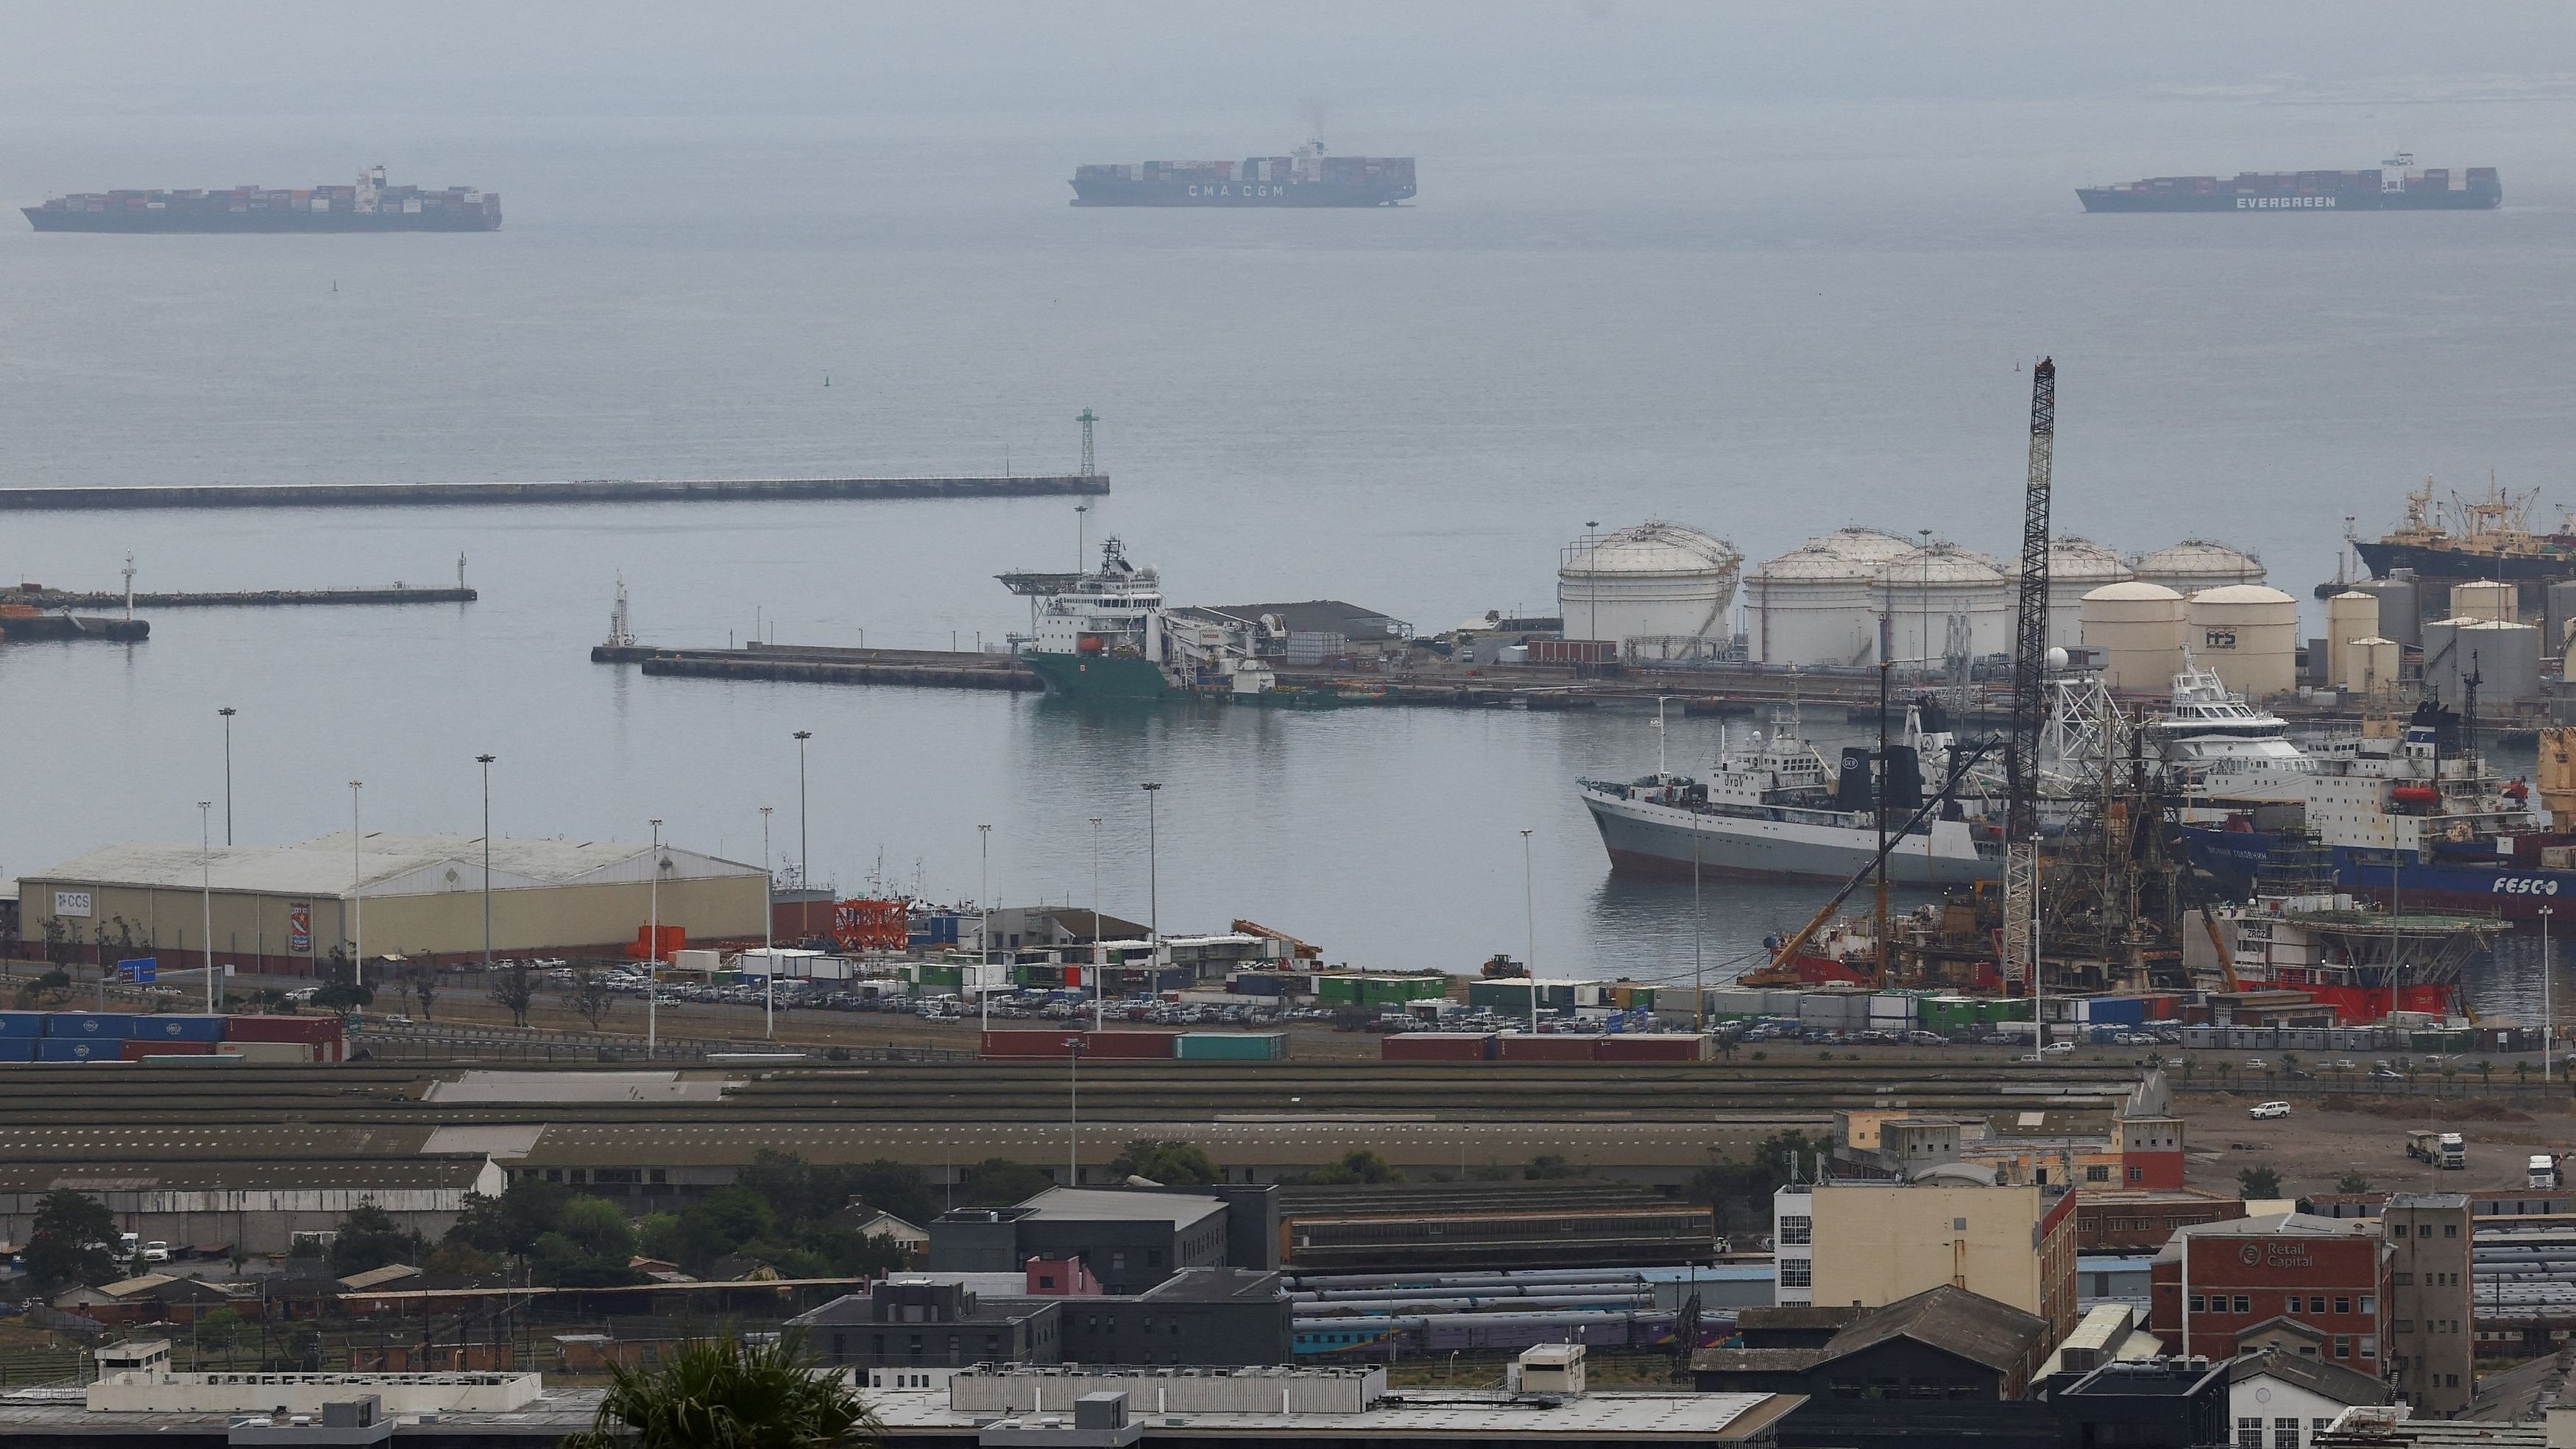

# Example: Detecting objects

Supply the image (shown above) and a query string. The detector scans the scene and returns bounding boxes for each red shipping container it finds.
[224,1015,343,1044]
[1593,1033,1710,1063]
[1077,1030,1180,1060]
[983,1030,1080,1058]
[1381,1032,1494,1061]
[1496,1034,1598,1063]
[121,1040,215,1060]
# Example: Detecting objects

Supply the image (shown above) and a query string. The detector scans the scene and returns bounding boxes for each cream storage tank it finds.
[2185,584,2299,698]
[1556,522,1743,647]
[2079,581,2187,692]
[1875,542,2013,673]
[2448,579,2516,623]
[2325,591,2379,690]
[1747,527,1915,667]
[2134,539,2266,596]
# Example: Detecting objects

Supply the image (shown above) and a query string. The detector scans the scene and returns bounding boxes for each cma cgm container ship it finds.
[1072,142,1413,207]
[24,166,500,232]
[2077,154,2498,212]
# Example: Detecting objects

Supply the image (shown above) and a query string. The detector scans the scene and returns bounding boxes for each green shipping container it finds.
[1315,976,1362,1005]
[1359,975,1450,1005]
[1175,1032,1290,1061]
[918,966,963,989]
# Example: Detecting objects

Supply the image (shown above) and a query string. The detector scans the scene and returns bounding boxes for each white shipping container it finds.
[673,949,723,974]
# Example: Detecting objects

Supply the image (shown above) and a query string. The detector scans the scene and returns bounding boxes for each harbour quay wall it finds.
[0,474,1109,511]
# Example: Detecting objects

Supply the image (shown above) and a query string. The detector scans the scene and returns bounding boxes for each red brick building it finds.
[2148,1213,2391,1375]
[2076,1188,2246,1253]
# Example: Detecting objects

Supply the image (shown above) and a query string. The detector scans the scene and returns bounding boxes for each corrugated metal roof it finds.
[26,832,760,896]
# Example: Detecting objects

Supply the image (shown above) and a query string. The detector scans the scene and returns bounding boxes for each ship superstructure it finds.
[24,166,500,233]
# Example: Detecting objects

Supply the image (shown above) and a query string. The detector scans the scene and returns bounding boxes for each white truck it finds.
[2407,1130,2466,1170]
[2532,1154,2563,1189]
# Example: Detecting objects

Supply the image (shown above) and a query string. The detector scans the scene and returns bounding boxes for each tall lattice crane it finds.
[2003,358,2055,997]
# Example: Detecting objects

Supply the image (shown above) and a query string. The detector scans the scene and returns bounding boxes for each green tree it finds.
[328,1202,425,1275]
[2516,1060,2533,1089]
[840,1161,936,1228]
[960,1159,1055,1207]
[2334,1172,2374,1194]
[559,1197,637,1264]
[2237,1165,2283,1200]
[1106,1141,1221,1187]
[562,1328,877,1449]
[194,1306,246,1367]
[1524,1155,1586,1180]
[399,956,440,1021]
[1294,1149,1404,1186]
[638,1213,686,1264]
[422,1240,503,1283]
[489,959,537,1027]
[2477,1060,2495,1091]
[312,979,375,1013]
[23,1188,119,1292]
[1685,1130,1833,1235]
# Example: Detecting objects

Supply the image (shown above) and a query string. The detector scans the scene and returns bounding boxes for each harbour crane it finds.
[2003,358,2056,997]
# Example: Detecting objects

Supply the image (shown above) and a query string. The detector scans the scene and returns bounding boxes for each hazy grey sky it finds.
[4,1,2572,118]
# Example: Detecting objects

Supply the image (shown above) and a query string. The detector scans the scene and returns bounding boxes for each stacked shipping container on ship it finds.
[24,166,500,232]
[1070,143,1414,207]
[2077,155,2499,212]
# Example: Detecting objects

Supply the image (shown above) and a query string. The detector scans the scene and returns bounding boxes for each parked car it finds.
[1906,1031,1947,1046]
[142,1241,170,1262]
[2248,1101,2292,1120]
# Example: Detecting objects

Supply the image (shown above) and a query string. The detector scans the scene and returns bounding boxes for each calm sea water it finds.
[5,98,2575,997]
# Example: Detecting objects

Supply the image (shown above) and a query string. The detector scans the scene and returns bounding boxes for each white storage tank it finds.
[2185,584,2299,698]
[2079,581,2187,692]
[2039,536,2134,651]
[2427,617,2543,706]
[1557,521,1744,645]
[2449,579,2517,624]
[2326,591,2379,690]
[1875,542,2013,671]
[1747,527,1915,667]
[2134,539,2266,595]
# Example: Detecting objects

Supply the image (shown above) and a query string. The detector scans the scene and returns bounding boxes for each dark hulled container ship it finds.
[1072,142,1413,207]
[24,166,499,233]
[2078,154,2498,212]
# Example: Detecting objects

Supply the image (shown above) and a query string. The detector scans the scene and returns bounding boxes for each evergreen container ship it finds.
[1072,142,1413,207]
[24,166,500,233]
[2077,154,2498,212]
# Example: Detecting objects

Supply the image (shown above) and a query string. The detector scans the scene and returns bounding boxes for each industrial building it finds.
[16,830,768,974]
[792,1267,1293,1371]
[928,1186,1278,1292]
[1556,521,1744,647]
[0,1137,500,1256]
[2146,1213,2391,1368]
[2382,1193,2474,1415]
[1774,1169,2082,1344]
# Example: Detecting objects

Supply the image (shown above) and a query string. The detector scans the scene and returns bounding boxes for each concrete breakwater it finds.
[592,642,1039,692]
[0,474,1108,511]
[10,585,475,609]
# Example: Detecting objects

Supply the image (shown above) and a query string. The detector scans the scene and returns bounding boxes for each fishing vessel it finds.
[2351,478,2576,584]
[1577,698,2002,885]
[1001,538,1182,698]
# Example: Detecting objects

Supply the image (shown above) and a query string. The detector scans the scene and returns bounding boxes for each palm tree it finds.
[562,1331,877,1449]
[2477,1060,2494,1094]
[2516,1060,2533,1091]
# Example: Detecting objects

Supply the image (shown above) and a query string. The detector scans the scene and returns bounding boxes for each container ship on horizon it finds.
[1071,142,1414,207]
[2077,153,2498,212]
[23,166,500,233]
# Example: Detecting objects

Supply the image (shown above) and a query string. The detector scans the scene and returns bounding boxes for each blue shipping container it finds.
[0,1012,43,1038]
[0,1038,35,1062]
[38,1039,113,1061]
[127,1015,227,1042]
[1231,974,1286,997]
[46,1013,135,1039]
[2087,998,2149,1027]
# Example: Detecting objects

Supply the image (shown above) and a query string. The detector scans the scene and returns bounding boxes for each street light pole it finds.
[2544,906,2557,1087]
[1088,816,1103,1030]
[1521,829,1537,1034]
[648,818,662,1059]
[788,726,809,942]
[348,781,364,989]
[217,708,236,846]
[477,756,495,977]
[1064,1035,1086,1186]
[979,823,994,1031]
[199,802,215,1013]
[1140,784,1162,961]
[761,806,774,1040]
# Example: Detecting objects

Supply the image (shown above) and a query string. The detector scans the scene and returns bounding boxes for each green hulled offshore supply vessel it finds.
[999,539,1181,698]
